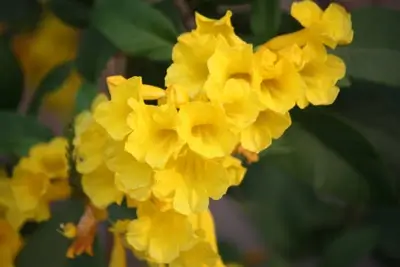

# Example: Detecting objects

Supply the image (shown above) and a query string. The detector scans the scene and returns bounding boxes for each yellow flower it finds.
[10,138,71,221]
[42,69,82,123]
[204,40,260,131]
[28,137,69,179]
[0,176,29,229]
[126,201,195,263]
[291,0,353,48]
[173,210,224,267]
[94,76,142,140]
[74,111,109,174]
[58,222,77,239]
[109,220,130,267]
[240,109,291,153]
[265,1,353,50]
[12,11,78,90]
[165,33,219,100]
[177,102,238,159]
[222,156,246,186]
[153,149,231,215]
[255,47,303,113]
[106,142,154,202]
[287,42,345,108]
[12,10,79,121]
[170,241,219,267]
[194,11,244,46]
[74,94,110,174]
[126,100,184,169]
[81,163,124,209]
[165,11,242,100]
[0,219,22,267]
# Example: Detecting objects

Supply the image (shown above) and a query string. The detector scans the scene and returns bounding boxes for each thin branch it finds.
[173,0,195,30]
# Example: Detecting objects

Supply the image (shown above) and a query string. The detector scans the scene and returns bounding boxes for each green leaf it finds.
[292,108,396,205]
[242,160,344,257]
[48,0,94,28]
[126,56,170,88]
[320,226,379,267]
[367,208,400,259]
[28,62,73,115]
[16,200,83,267]
[74,81,98,114]
[92,0,178,61]
[0,36,24,111]
[108,202,137,221]
[0,112,53,157]
[333,8,400,86]
[75,27,118,83]
[153,0,185,33]
[250,0,281,45]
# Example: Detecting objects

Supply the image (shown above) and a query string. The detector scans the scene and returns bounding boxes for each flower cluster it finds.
[73,1,353,266]
[0,137,71,267]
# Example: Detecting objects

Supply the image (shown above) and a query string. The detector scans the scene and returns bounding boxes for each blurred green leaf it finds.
[48,0,94,28]
[153,0,185,33]
[75,27,118,83]
[218,241,242,264]
[108,202,137,221]
[333,8,400,86]
[0,36,23,111]
[320,226,379,267]
[0,0,42,33]
[28,62,73,115]
[92,0,178,61]
[250,0,280,45]
[0,112,53,157]
[74,81,98,114]
[243,160,344,257]
[126,56,170,88]
[292,108,396,205]
[331,80,400,195]
[367,208,400,259]
[16,200,83,267]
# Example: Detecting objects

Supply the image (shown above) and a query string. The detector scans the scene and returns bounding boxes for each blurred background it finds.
[3,0,400,266]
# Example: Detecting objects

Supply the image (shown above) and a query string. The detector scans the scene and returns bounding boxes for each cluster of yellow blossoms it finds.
[0,138,71,266]
[73,1,353,266]
[0,1,353,267]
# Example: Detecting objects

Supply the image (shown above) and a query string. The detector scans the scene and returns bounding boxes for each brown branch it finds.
[173,0,195,30]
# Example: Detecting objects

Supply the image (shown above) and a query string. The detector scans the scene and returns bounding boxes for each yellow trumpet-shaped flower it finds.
[205,40,260,131]
[279,42,345,108]
[194,11,244,46]
[153,149,232,215]
[75,94,124,209]
[94,76,142,140]
[291,0,353,48]
[106,142,154,202]
[0,219,22,267]
[255,47,303,113]
[126,100,184,169]
[81,163,124,209]
[109,220,130,267]
[265,0,353,50]
[10,138,71,221]
[223,156,246,186]
[0,175,30,230]
[126,201,195,263]
[240,109,291,153]
[165,11,243,100]
[177,102,238,159]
